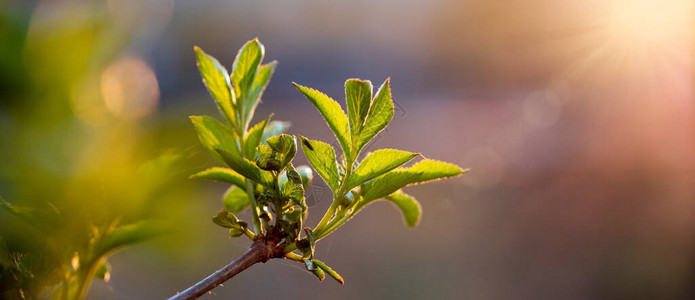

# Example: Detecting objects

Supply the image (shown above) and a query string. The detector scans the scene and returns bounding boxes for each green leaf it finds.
[232,38,264,122]
[245,118,269,159]
[305,260,325,281]
[362,170,422,202]
[244,61,277,126]
[312,259,344,284]
[345,79,372,139]
[279,165,305,204]
[215,148,273,188]
[402,159,467,185]
[212,210,248,230]
[266,134,297,167]
[353,78,393,156]
[190,116,239,161]
[281,177,305,203]
[384,191,422,227]
[212,210,236,228]
[293,83,351,157]
[346,149,418,190]
[255,145,283,172]
[229,228,245,238]
[312,268,326,281]
[298,136,340,191]
[190,167,246,188]
[361,159,466,202]
[278,165,312,190]
[93,221,164,258]
[223,186,250,213]
[262,120,291,143]
[194,46,236,126]
[256,134,296,172]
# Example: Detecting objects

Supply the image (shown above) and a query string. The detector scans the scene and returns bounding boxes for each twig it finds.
[168,240,273,300]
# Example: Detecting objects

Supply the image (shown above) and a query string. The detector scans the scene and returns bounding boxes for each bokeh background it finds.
[1,0,694,299]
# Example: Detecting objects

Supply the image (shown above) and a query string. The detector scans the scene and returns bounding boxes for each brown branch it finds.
[168,239,274,300]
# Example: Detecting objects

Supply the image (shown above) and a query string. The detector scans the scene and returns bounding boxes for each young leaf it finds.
[305,260,325,281]
[190,167,246,188]
[190,116,239,160]
[256,145,283,172]
[281,177,304,203]
[244,61,277,126]
[401,159,467,185]
[312,259,344,284]
[312,268,326,281]
[345,79,372,138]
[266,134,297,167]
[293,83,351,157]
[353,79,393,156]
[262,120,291,143]
[245,118,269,159]
[361,170,422,202]
[212,210,246,230]
[222,186,250,213]
[215,148,274,188]
[298,136,340,192]
[193,46,236,126]
[229,228,245,238]
[232,38,264,119]
[346,149,418,190]
[384,191,422,227]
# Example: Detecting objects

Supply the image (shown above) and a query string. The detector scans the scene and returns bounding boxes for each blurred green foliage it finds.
[0,4,201,299]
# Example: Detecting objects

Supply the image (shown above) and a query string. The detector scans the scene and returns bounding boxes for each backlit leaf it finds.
[212,210,247,230]
[215,148,273,188]
[293,83,351,157]
[243,61,277,126]
[190,115,239,161]
[401,159,467,185]
[245,118,269,159]
[266,134,297,167]
[345,79,372,139]
[312,259,344,284]
[384,191,421,227]
[190,167,246,188]
[194,46,236,126]
[298,136,340,191]
[232,38,263,121]
[362,170,422,202]
[353,79,393,156]
[346,149,418,190]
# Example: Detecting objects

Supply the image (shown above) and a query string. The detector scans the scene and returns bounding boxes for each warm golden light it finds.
[101,57,160,119]
[554,0,692,102]
[607,0,687,45]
